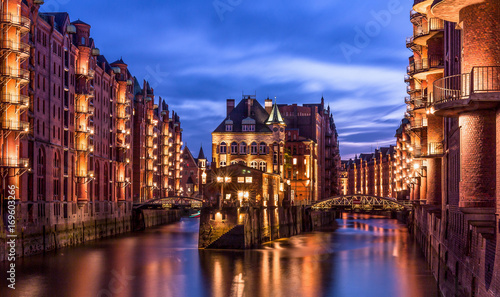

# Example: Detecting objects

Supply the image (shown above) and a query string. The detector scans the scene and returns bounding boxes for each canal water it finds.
[2,213,440,297]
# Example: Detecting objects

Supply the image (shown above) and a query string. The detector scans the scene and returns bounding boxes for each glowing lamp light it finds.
[413,163,420,170]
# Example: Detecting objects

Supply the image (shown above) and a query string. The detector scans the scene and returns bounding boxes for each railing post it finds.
[470,67,475,96]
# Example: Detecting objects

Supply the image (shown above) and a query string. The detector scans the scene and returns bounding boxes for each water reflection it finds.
[1,214,440,297]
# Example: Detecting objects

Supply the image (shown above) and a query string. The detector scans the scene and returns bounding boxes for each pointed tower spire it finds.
[266,101,285,125]
[198,145,206,160]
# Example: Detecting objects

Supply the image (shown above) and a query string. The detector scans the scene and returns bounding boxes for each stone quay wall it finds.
[199,206,339,249]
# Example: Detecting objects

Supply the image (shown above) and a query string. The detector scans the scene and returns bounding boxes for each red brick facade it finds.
[404,1,500,296]
[0,0,183,258]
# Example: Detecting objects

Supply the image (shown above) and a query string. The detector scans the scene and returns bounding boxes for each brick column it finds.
[420,170,427,202]
[459,110,496,208]
[497,109,500,215]
[460,0,500,73]
[426,158,442,205]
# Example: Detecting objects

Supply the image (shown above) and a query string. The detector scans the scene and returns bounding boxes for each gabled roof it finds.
[182,146,198,167]
[266,102,285,125]
[213,98,272,133]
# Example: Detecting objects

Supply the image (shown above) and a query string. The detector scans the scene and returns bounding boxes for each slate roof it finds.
[72,19,90,26]
[213,99,272,133]
[39,12,69,34]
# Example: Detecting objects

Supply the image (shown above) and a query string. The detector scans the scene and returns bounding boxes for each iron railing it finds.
[1,120,29,132]
[434,66,500,103]
[0,67,30,81]
[427,142,444,155]
[0,93,29,106]
[0,158,29,167]
[408,55,444,75]
[0,40,30,56]
[75,68,95,78]
[0,14,31,30]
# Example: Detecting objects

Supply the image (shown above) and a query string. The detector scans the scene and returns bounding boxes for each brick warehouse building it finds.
[0,0,183,258]
[399,0,500,296]
[132,81,183,202]
[212,95,341,205]
[341,146,396,198]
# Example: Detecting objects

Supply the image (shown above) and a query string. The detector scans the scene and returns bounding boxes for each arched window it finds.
[220,161,226,167]
[251,142,258,155]
[53,152,60,200]
[220,142,227,154]
[104,163,109,202]
[95,162,100,202]
[239,142,247,155]
[259,162,267,172]
[37,148,46,201]
[259,142,267,154]
[231,142,238,155]
[250,161,258,169]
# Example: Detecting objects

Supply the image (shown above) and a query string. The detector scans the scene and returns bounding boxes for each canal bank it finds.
[0,207,181,261]
[198,206,341,249]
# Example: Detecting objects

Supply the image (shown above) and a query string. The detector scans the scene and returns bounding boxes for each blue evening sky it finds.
[41,0,412,160]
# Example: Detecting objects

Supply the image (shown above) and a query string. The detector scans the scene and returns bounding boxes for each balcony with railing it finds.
[410,10,424,21]
[424,142,444,157]
[406,18,444,48]
[1,93,29,106]
[75,143,93,153]
[0,40,30,57]
[76,68,95,79]
[0,67,30,83]
[75,105,90,114]
[116,112,130,120]
[0,13,31,32]
[408,55,444,78]
[433,66,500,115]
[410,118,427,130]
[1,120,30,132]
[0,158,29,168]
[116,98,131,105]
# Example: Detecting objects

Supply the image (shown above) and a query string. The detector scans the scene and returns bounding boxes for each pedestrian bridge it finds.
[310,195,412,211]
[133,196,203,209]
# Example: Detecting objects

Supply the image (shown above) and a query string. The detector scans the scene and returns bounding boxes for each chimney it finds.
[227,99,235,116]
[247,97,253,117]
[265,98,272,114]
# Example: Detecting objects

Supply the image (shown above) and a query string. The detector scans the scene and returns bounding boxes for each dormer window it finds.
[242,124,255,132]
[242,117,256,132]
[225,118,233,132]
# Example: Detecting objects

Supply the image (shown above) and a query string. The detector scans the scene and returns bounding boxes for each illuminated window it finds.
[259,142,267,154]
[240,142,247,154]
[238,177,245,183]
[245,177,253,183]
[250,161,258,169]
[220,142,227,154]
[251,142,258,154]
[231,142,238,154]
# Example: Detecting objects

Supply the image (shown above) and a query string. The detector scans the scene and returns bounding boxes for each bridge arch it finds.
[310,195,411,211]
[134,196,204,209]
